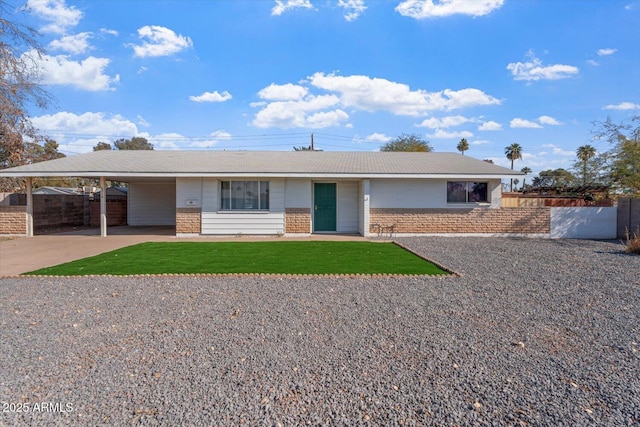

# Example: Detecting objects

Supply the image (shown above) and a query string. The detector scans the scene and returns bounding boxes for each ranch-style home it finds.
[0,150,553,237]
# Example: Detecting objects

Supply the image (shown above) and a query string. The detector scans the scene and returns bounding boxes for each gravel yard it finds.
[1,237,639,426]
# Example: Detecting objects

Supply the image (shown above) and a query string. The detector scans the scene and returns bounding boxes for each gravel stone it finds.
[0,237,638,426]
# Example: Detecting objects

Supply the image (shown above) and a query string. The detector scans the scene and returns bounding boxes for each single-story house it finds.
[0,150,552,237]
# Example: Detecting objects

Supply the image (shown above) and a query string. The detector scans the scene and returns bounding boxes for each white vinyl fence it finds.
[550,207,617,239]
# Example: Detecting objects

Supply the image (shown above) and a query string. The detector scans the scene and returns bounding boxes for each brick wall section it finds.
[33,195,85,230]
[285,208,311,233]
[370,207,550,234]
[0,206,26,235]
[89,200,127,226]
[176,208,201,234]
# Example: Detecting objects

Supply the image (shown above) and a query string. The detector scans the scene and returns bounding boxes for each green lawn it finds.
[24,241,449,276]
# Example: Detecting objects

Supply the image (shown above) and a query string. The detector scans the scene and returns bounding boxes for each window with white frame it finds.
[221,181,269,210]
[447,182,488,203]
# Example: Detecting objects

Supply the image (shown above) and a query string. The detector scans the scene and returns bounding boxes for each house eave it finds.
[0,172,524,180]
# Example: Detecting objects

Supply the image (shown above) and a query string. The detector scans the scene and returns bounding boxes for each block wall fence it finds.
[369,207,551,234]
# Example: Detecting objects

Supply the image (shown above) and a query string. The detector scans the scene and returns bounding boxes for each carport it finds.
[2,156,177,237]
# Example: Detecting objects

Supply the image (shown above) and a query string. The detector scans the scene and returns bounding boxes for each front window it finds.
[221,181,269,210]
[447,182,488,203]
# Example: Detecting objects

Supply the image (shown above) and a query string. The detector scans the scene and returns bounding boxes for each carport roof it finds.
[0,150,523,179]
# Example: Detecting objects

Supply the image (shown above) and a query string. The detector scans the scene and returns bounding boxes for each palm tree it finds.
[520,166,532,190]
[505,143,523,191]
[576,144,596,186]
[456,138,469,155]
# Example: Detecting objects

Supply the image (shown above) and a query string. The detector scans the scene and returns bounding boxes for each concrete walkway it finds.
[0,227,367,276]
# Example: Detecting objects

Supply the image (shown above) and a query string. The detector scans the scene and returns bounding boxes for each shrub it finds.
[624,228,640,255]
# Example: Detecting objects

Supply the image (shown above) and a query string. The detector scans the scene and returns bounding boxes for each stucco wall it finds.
[550,207,617,239]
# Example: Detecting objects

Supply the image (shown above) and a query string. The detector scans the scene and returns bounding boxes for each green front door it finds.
[313,183,337,232]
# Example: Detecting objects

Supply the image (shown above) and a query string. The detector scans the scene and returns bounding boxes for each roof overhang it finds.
[0,172,523,180]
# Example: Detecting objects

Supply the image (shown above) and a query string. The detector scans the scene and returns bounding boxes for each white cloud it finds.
[426,129,474,139]
[252,94,344,128]
[364,133,392,142]
[48,32,92,54]
[149,132,226,149]
[339,0,367,21]
[538,115,562,125]
[308,72,500,115]
[507,51,579,81]
[510,118,542,129]
[101,28,118,36]
[130,25,193,58]
[27,0,82,34]
[603,101,640,110]
[478,120,502,131]
[395,0,504,18]
[271,0,314,16]
[137,115,150,127]
[471,139,490,145]
[258,83,308,101]
[586,59,600,67]
[416,115,471,128]
[210,130,232,140]
[189,91,232,103]
[552,147,575,156]
[27,50,118,91]
[31,111,139,153]
[306,110,350,128]
[597,48,617,56]
[137,66,148,74]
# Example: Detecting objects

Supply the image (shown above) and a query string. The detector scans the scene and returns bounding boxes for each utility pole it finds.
[311,133,314,151]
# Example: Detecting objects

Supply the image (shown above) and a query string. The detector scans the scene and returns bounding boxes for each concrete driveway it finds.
[0,226,366,276]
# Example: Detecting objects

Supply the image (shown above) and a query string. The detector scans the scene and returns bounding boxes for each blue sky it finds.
[11,0,640,175]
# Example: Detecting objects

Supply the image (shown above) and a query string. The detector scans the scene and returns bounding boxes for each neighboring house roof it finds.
[93,187,128,198]
[32,186,82,195]
[0,150,523,180]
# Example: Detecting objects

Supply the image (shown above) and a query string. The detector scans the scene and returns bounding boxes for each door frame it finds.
[312,182,338,233]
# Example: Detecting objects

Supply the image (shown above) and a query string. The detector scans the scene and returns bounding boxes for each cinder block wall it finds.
[33,195,85,229]
[0,206,26,235]
[176,208,201,234]
[370,207,551,234]
[285,208,311,233]
[89,200,127,226]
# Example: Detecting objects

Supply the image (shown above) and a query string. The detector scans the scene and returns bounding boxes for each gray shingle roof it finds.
[0,150,523,178]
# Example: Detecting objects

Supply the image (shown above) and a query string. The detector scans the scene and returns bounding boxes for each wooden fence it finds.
[617,197,640,238]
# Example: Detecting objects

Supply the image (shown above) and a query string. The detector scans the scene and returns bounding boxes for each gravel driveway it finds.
[1,237,638,426]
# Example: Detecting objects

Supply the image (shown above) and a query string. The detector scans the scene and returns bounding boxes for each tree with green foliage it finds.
[381,133,432,152]
[93,141,112,151]
[505,143,523,191]
[25,139,65,163]
[0,1,53,190]
[293,145,312,151]
[534,168,576,188]
[520,166,532,190]
[592,115,640,193]
[576,145,597,186]
[456,138,469,155]
[113,137,153,150]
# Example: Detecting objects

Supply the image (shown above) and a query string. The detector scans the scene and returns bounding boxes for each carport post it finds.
[100,176,107,237]
[26,177,33,237]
